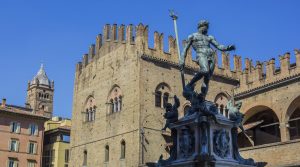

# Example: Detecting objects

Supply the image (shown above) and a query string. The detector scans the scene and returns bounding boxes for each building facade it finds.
[70,24,300,167]
[0,65,53,167]
[43,117,71,167]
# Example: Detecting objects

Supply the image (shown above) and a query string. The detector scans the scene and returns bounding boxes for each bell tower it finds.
[26,64,54,118]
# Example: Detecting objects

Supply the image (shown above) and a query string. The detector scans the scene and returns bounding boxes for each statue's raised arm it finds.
[209,35,236,51]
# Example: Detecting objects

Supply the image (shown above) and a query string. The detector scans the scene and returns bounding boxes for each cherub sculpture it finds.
[227,100,245,132]
[162,95,180,131]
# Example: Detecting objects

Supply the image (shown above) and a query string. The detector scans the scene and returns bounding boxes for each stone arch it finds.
[107,85,123,114]
[285,95,300,122]
[285,95,300,140]
[107,84,123,98]
[154,82,171,108]
[238,105,281,148]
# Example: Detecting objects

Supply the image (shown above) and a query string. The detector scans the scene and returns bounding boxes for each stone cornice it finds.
[0,108,49,120]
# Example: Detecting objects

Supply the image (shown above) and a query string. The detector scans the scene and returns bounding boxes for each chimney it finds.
[1,98,6,107]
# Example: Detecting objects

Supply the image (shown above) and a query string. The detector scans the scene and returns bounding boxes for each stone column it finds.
[279,122,290,142]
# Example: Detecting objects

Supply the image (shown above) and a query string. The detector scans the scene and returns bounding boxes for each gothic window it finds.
[220,105,224,115]
[155,91,162,107]
[107,86,123,114]
[214,93,229,116]
[155,83,171,108]
[84,96,96,122]
[105,145,109,162]
[110,99,114,113]
[114,97,118,112]
[120,140,126,159]
[163,92,169,108]
[118,97,122,112]
[83,150,87,166]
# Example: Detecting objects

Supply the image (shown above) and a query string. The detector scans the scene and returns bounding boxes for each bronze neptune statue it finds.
[180,20,235,97]
[157,13,266,167]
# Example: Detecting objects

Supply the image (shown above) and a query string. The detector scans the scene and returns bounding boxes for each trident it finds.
[169,10,186,89]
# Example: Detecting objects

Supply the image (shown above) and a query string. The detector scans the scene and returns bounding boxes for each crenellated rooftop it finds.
[235,49,300,98]
[75,24,299,96]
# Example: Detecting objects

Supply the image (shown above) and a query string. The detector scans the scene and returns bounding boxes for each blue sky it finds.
[0,0,299,118]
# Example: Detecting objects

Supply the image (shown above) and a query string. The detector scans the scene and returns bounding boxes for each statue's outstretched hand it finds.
[227,45,236,51]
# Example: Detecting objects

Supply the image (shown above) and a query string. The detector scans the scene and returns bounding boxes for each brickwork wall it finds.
[70,29,142,166]
[0,111,46,167]
[240,139,300,167]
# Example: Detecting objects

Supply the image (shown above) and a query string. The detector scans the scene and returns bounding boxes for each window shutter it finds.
[33,143,37,154]
[8,140,12,151]
[16,141,19,152]
[28,125,31,135]
[10,122,13,132]
[34,125,38,136]
[6,160,9,167]
[13,161,18,167]
[16,123,20,134]
[27,143,29,153]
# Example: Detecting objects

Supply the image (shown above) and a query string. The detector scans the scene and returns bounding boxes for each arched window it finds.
[110,99,114,113]
[214,93,229,116]
[286,96,300,140]
[114,97,118,112]
[224,108,229,118]
[84,96,96,122]
[107,86,123,114]
[163,92,169,108]
[45,93,49,99]
[83,150,87,166]
[105,145,109,162]
[155,83,171,108]
[120,140,126,159]
[155,91,162,107]
[289,110,300,140]
[118,96,122,112]
[220,104,224,115]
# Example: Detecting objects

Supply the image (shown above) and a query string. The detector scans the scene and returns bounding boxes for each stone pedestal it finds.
[158,111,259,167]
